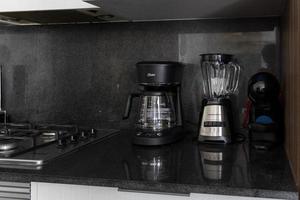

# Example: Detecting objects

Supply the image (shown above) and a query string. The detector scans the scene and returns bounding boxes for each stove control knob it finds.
[57,131,67,148]
[70,134,78,144]
[57,138,67,148]
[80,131,88,140]
[90,129,96,137]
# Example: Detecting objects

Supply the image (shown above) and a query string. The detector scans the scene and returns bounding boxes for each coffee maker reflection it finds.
[129,145,182,182]
[198,144,237,182]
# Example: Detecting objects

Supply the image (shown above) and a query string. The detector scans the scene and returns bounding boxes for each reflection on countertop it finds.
[120,131,293,192]
[0,130,296,199]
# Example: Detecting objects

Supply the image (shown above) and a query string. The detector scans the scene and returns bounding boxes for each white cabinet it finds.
[30,182,284,200]
[31,183,189,200]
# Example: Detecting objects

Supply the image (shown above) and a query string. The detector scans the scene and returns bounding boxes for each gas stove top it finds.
[0,123,119,169]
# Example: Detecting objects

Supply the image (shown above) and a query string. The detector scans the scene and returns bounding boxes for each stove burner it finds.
[0,138,19,151]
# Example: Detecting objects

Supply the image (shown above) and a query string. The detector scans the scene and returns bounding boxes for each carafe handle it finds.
[123,93,140,120]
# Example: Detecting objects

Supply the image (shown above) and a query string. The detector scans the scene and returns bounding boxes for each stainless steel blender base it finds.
[198,104,231,144]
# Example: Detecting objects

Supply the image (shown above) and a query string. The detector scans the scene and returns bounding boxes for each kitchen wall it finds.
[0,18,279,130]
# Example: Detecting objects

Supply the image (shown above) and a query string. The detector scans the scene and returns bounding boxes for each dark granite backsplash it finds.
[0,18,279,130]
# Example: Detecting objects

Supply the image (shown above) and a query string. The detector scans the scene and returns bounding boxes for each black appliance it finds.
[123,61,184,146]
[247,71,283,150]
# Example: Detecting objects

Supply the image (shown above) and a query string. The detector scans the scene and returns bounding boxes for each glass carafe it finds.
[137,92,176,131]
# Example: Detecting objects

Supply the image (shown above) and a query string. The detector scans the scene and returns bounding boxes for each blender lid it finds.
[200,54,233,64]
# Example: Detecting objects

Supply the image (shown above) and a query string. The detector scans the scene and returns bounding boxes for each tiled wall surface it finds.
[0,19,279,129]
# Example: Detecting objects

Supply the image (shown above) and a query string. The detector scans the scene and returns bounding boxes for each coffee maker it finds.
[198,54,241,144]
[123,61,184,146]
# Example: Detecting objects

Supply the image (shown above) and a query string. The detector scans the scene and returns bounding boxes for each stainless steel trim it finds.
[0,164,42,170]
[0,158,43,166]
[117,188,190,197]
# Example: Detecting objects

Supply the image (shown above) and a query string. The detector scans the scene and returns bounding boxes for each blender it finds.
[198,54,241,144]
[123,61,184,146]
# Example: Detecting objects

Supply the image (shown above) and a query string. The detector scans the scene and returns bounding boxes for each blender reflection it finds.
[198,143,237,182]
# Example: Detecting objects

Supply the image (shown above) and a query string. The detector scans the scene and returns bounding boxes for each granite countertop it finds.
[0,130,297,199]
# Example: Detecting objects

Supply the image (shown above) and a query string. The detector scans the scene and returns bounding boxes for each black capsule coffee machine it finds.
[123,61,184,146]
[247,71,283,150]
